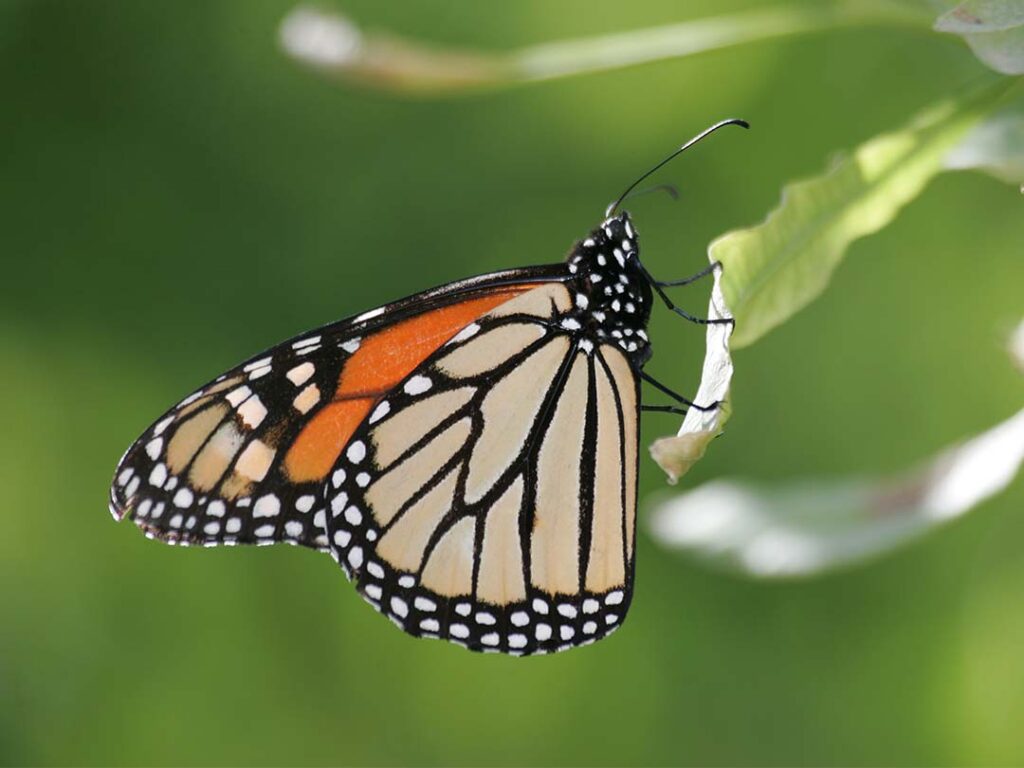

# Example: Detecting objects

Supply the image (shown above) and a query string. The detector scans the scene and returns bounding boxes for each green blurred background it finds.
[2,1,1022,765]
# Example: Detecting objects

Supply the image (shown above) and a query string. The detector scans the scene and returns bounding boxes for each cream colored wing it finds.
[321,283,640,655]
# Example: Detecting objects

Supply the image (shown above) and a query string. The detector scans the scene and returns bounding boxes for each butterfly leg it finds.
[640,371,721,413]
[635,259,734,326]
[640,404,689,416]
[654,261,719,287]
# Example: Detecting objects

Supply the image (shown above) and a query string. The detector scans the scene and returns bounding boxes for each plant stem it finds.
[280,2,932,96]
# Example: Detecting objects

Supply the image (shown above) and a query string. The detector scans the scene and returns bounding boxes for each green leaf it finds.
[712,82,1009,349]
[934,0,1024,74]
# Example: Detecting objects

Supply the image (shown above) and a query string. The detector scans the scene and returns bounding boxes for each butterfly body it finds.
[111,211,655,655]
[563,214,653,366]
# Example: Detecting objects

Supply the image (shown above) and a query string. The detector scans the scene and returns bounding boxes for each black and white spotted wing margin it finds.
[109,325,360,550]
[320,284,640,655]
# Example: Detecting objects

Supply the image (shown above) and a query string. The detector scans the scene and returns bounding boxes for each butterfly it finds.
[108,119,746,655]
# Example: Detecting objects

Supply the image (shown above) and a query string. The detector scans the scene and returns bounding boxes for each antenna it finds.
[605,118,749,218]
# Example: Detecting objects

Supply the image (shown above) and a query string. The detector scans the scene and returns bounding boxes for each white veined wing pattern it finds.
[321,283,641,654]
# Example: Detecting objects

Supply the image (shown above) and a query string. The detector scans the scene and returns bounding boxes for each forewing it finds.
[321,283,641,654]
[109,279,546,549]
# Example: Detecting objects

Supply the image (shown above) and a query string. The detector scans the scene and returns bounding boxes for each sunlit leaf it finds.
[1010,318,1024,372]
[648,322,1024,578]
[935,0,1024,74]
[278,3,928,95]
[649,264,734,484]
[946,95,1024,183]
[712,83,1009,348]
[650,408,1024,578]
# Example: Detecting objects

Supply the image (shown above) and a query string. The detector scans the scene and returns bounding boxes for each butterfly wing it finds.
[109,269,561,550]
[320,282,640,654]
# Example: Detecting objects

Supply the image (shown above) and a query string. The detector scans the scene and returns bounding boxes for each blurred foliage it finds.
[279,2,930,93]
[651,400,1024,577]
[1,1,1022,766]
[935,0,1024,74]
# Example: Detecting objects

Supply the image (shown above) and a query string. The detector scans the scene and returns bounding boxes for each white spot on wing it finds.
[237,395,267,428]
[226,386,252,407]
[414,596,436,612]
[369,401,390,424]
[344,506,362,526]
[449,323,480,345]
[286,362,315,386]
[145,438,163,460]
[253,495,280,518]
[355,308,384,323]
[244,357,272,372]
[404,375,432,396]
[149,463,168,488]
[347,546,363,569]
[390,597,409,618]
[346,441,366,464]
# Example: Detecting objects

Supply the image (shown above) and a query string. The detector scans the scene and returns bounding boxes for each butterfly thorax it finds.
[564,212,653,368]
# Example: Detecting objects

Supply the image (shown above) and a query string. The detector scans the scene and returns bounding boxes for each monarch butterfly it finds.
[109,119,747,655]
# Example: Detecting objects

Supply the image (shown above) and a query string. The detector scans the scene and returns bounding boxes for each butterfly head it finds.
[565,212,653,364]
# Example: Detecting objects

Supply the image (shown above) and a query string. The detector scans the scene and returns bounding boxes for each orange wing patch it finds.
[284,289,530,482]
